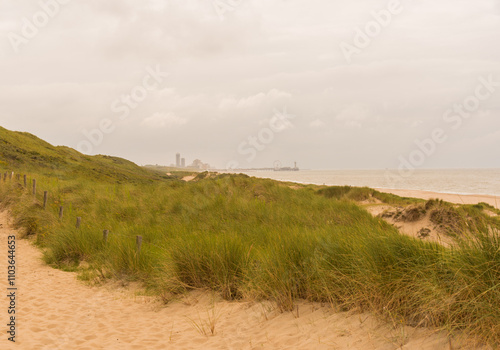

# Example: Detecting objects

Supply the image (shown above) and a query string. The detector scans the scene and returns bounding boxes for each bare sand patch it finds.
[365,205,454,247]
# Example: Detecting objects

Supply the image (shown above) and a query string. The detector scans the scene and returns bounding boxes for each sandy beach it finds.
[0,209,477,350]
[375,188,500,209]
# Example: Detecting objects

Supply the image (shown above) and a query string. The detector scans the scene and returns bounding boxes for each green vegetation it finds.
[317,185,423,205]
[0,126,168,183]
[424,200,500,236]
[0,126,498,346]
[376,198,500,237]
[144,164,202,179]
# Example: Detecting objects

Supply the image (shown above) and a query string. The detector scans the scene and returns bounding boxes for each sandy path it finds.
[0,210,471,349]
[375,188,500,208]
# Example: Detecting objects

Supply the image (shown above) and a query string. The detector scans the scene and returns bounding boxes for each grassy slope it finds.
[0,126,498,346]
[0,126,166,183]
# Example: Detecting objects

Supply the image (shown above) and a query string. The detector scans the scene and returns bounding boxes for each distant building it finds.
[188,159,210,170]
[190,159,203,169]
[181,158,185,167]
[176,153,181,167]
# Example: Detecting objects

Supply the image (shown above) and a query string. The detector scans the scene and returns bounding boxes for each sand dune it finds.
[0,210,482,349]
[364,204,455,247]
[375,188,500,208]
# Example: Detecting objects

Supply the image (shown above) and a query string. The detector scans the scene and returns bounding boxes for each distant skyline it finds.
[1,0,499,170]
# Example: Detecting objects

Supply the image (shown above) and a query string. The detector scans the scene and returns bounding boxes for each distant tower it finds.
[176,153,181,167]
[181,158,185,167]
[294,161,297,168]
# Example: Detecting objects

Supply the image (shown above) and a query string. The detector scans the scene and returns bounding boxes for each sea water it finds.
[239,169,500,196]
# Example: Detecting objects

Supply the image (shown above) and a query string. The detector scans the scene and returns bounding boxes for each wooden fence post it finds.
[3,173,6,181]
[23,175,27,187]
[136,235,143,255]
[16,174,20,181]
[43,191,48,209]
[103,230,109,243]
[9,172,13,180]
[32,179,36,196]
[76,217,81,229]
[59,206,64,219]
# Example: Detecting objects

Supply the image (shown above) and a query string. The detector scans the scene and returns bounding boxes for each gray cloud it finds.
[0,0,499,169]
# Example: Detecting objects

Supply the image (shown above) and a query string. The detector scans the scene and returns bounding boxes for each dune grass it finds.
[0,124,497,346]
[0,168,498,346]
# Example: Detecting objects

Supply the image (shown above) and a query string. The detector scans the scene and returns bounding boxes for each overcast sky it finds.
[1,0,499,169]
